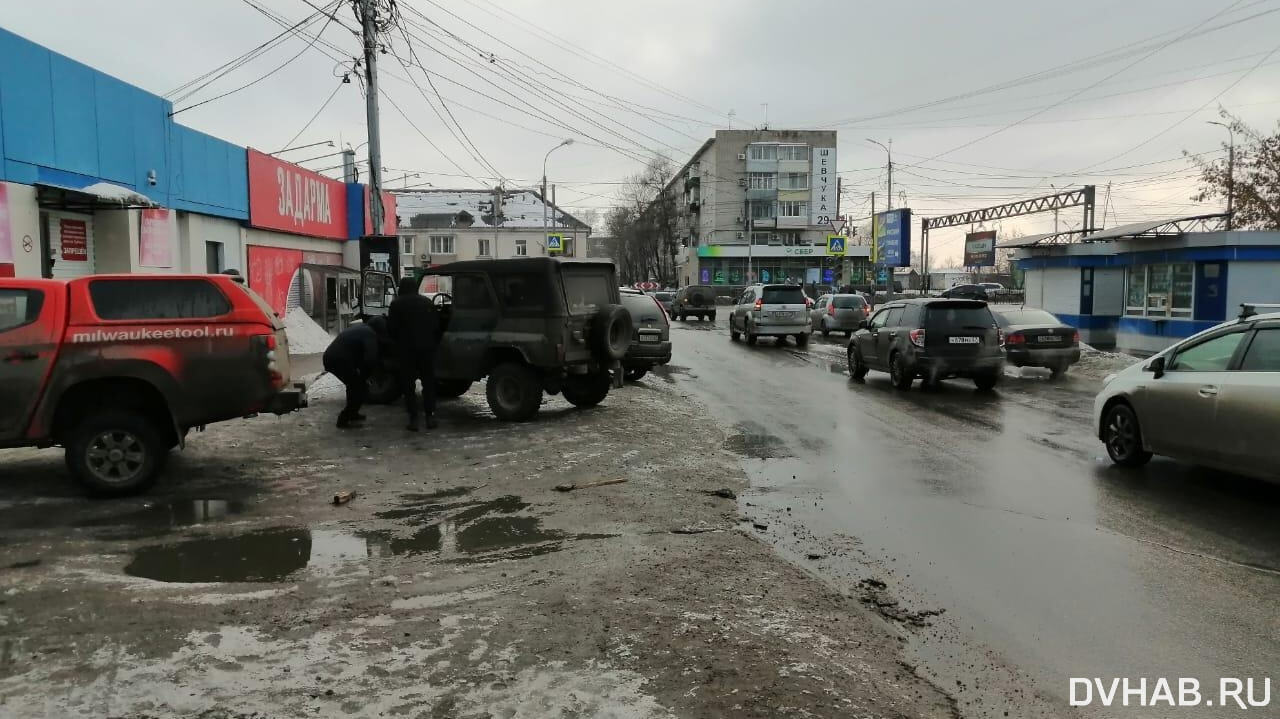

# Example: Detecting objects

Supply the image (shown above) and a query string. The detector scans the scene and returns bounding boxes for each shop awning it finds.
[36,181,160,211]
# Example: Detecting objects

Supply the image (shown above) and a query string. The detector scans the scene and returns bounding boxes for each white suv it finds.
[1094,305,1280,481]
[728,284,813,346]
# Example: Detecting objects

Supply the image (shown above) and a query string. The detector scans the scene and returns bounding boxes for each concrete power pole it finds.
[359,0,385,234]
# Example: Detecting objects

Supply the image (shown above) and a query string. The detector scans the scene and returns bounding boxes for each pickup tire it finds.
[486,362,542,421]
[562,371,611,409]
[65,410,168,497]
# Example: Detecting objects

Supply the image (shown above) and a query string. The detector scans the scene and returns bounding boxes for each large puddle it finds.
[123,487,613,583]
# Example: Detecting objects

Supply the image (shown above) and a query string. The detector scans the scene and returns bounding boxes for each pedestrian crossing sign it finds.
[547,234,564,254]
[826,234,847,256]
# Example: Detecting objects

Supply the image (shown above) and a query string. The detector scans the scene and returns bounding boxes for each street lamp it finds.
[270,139,334,156]
[1207,121,1235,230]
[542,139,574,241]
[867,138,893,297]
[866,138,892,211]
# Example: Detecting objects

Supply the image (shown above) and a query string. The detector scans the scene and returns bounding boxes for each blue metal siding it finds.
[93,75,135,184]
[1118,317,1216,340]
[0,30,55,169]
[170,125,248,219]
[49,54,98,176]
[1016,245,1280,270]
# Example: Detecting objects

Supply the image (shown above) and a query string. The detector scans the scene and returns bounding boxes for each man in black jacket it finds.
[388,277,441,431]
[322,321,380,429]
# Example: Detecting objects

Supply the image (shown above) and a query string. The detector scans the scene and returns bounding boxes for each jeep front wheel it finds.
[66,410,168,497]
[562,371,611,408]
[486,363,542,421]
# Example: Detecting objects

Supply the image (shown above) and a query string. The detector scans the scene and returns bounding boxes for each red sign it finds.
[139,208,172,267]
[0,184,11,277]
[363,186,398,236]
[633,281,659,290]
[247,245,303,316]
[60,219,88,261]
[247,149,348,240]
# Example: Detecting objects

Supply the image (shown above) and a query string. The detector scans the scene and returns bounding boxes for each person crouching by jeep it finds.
[388,276,440,432]
[322,318,383,429]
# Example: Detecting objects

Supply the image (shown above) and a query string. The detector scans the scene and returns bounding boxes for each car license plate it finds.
[949,336,980,344]
[772,311,795,319]
[639,334,660,343]
[1036,335,1059,343]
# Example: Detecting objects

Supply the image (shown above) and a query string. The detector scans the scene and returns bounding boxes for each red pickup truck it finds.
[0,274,305,496]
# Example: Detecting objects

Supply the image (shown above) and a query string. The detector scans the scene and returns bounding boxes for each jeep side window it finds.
[451,274,494,310]
[868,309,890,329]
[900,304,923,327]
[0,289,45,334]
[89,279,231,320]
[884,307,904,327]
[493,273,549,314]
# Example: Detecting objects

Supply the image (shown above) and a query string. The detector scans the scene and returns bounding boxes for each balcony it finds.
[750,218,776,229]
[745,187,777,201]
[684,173,700,189]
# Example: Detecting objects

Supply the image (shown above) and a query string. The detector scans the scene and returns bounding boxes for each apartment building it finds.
[665,129,869,291]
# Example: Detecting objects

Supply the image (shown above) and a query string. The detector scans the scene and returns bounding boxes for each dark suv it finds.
[672,285,717,321]
[847,299,1003,390]
[365,258,632,422]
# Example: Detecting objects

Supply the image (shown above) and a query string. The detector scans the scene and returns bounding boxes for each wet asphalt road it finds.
[664,317,1280,716]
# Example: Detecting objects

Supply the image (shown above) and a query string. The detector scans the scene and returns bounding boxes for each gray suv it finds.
[848,298,1004,389]
[364,258,632,421]
[729,284,813,346]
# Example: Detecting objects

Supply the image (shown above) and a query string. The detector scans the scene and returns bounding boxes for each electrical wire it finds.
[280,76,348,151]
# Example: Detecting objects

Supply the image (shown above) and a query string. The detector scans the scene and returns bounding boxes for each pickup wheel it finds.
[562,371,611,409]
[66,410,168,497]
[486,362,542,421]
[436,379,473,399]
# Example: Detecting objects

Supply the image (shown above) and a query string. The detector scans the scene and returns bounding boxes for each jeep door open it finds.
[367,258,632,421]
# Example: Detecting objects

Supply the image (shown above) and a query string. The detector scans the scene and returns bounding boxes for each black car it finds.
[991,307,1080,378]
[847,299,1004,390]
[939,284,989,301]
[619,288,672,381]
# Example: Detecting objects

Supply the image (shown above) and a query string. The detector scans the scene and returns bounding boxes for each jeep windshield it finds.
[561,265,614,315]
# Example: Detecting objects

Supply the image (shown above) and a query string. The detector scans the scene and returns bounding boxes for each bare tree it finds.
[605,156,680,285]
[1188,110,1280,229]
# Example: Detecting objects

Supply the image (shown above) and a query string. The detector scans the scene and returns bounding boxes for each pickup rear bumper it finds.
[266,383,308,415]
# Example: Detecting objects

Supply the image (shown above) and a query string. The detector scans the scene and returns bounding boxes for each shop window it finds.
[89,279,231,320]
[1125,263,1193,318]
[1125,266,1146,316]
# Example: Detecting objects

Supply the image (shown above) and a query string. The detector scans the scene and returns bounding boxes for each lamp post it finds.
[1207,121,1235,230]
[542,139,574,247]
[866,138,892,211]
[867,138,892,298]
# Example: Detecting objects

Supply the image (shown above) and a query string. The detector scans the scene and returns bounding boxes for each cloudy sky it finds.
[5,0,1278,265]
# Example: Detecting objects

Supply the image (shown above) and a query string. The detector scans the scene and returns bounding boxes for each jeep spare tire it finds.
[689,289,708,306]
[591,304,633,361]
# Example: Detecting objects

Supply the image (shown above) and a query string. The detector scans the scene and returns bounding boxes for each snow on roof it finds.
[81,182,158,206]
[393,189,588,230]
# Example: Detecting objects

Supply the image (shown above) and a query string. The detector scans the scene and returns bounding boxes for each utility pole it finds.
[1208,121,1235,229]
[359,0,385,234]
[870,191,876,300]
[867,139,892,212]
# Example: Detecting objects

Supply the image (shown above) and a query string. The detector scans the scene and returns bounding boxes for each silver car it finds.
[729,284,812,346]
[811,293,869,337]
[1094,304,1280,481]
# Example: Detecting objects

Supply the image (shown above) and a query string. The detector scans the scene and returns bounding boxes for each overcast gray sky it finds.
[4,0,1278,265]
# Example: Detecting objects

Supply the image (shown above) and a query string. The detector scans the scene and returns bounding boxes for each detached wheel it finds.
[486,362,542,421]
[889,353,914,389]
[66,410,168,497]
[623,367,648,382]
[366,368,403,404]
[436,379,473,399]
[1104,403,1152,467]
[562,371,611,409]
[848,347,868,379]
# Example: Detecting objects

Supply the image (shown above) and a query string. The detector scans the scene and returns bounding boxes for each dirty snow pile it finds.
[306,372,343,400]
[1074,342,1140,379]
[284,306,334,355]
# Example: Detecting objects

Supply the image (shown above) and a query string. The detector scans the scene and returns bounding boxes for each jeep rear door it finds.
[0,281,64,441]
[437,272,499,379]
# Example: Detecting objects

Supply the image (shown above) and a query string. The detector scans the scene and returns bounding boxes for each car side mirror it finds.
[1146,355,1166,379]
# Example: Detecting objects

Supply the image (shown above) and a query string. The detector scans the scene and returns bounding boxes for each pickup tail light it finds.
[827,304,836,317]
[1005,331,1022,345]
[1072,330,1081,344]
[252,334,285,389]
[753,298,763,312]
[909,328,926,347]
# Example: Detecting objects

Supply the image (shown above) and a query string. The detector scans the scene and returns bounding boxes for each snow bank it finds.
[1074,342,1140,379]
[284,307,333,355]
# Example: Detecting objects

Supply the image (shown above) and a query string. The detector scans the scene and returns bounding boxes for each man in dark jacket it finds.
[388,276,441,431]
[322,321,380,429]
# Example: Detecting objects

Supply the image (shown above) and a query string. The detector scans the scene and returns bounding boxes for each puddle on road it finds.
[124,488,614,583]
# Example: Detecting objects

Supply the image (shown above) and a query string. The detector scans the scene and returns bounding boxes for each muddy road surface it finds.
[670,316,1280,718]
[1,368,959,718]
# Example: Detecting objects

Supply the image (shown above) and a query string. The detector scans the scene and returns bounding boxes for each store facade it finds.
[694,244,870,294]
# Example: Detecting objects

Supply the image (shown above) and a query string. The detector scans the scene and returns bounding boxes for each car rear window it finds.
[0,289,45,332]
[762,286,806,304]
[833,295,866,309]
[492,272,551,314]
[562,265,614,314]
[925,304,995,329]
[89,279,231,320]
[998,309,1058,326]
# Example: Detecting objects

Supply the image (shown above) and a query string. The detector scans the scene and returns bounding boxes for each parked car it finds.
[672,285,717,321]
[940,284,989,301]
[992,307,1081,378]
[811,293,870,337]
[1094,304,1280,480]
[847,299,1004,390]
[652,290,675,317]
[363,258,632,422]
[0,274,305,496]
[728,284,812,346]
[978,282,1005,295]
[619,288,672,381]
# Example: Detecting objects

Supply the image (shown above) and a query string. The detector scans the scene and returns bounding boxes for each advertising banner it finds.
[0,184,11,277]
[964,230,997,267]
[247,245,304,316]
[60,219,88,261]
[809,147,837,226]
[139,208,173,268]
[247,149,348,240]
[873,208,912,268]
